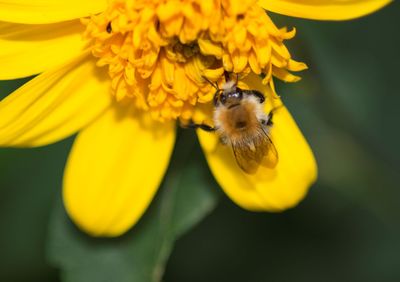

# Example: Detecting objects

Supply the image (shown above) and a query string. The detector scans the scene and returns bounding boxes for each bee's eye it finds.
[220,94,227,104]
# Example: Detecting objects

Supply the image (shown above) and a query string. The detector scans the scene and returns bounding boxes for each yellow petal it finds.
[0,20,86,80]
[273,66,301,83]
[0,0,107,24]
[287,59,308,72]
[64,105,176,237]
[258,0,392,20]
[198,74,317,211]
[0,53,112,147]
[198,38,223,59]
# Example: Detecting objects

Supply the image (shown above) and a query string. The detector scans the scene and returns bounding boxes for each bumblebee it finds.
[185,74,279,174]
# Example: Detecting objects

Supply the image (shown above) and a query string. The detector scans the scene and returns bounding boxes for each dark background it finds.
[1,3,399,282]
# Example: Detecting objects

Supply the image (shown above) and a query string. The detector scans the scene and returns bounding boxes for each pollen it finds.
[83,0,307,122]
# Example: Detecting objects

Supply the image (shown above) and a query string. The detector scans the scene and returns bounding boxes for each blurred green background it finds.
[1,3,399,282]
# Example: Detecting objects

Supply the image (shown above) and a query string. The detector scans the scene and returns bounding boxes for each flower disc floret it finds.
[84,0,307,121]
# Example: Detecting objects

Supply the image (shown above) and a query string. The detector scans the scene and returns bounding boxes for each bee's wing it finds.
[231,141,262,174]
[259,127,279,169]
[231,127,278,174]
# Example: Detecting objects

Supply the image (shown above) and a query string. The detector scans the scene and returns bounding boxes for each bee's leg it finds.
[181,121,216,132]
[197,124,216,132]
[261,111,274,127]
[262,105,284,127]
[266,111,273,126]
[242,89,265,103]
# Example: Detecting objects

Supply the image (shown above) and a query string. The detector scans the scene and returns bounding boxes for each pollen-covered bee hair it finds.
[183,72,279,174]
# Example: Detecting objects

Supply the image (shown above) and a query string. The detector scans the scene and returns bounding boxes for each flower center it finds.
[83,0,306,122]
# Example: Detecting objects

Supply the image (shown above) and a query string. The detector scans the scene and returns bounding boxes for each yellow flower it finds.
[0,0,391,236]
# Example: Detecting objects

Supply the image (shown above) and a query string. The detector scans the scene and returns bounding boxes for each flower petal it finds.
[0,20,87,80]
[197,75,317,211]
[63,105,176,237]
[0,53,112,147]
[258,0,392,20]
[0,0,107,24]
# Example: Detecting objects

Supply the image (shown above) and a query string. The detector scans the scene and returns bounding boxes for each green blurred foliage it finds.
[0,131,69,281]
[1,3,399,282]
[47,130,218,282]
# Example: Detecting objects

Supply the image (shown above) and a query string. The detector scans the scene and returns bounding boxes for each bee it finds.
[186,73,279,174]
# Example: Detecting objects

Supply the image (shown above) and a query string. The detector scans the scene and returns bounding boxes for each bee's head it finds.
[218,88,243,107]
[206,74,243,107]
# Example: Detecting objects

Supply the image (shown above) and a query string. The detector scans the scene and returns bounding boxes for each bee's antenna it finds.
[224,71,230,83]
[202,76,219,90]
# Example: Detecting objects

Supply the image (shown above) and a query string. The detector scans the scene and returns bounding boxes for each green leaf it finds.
[47,129,219,282]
